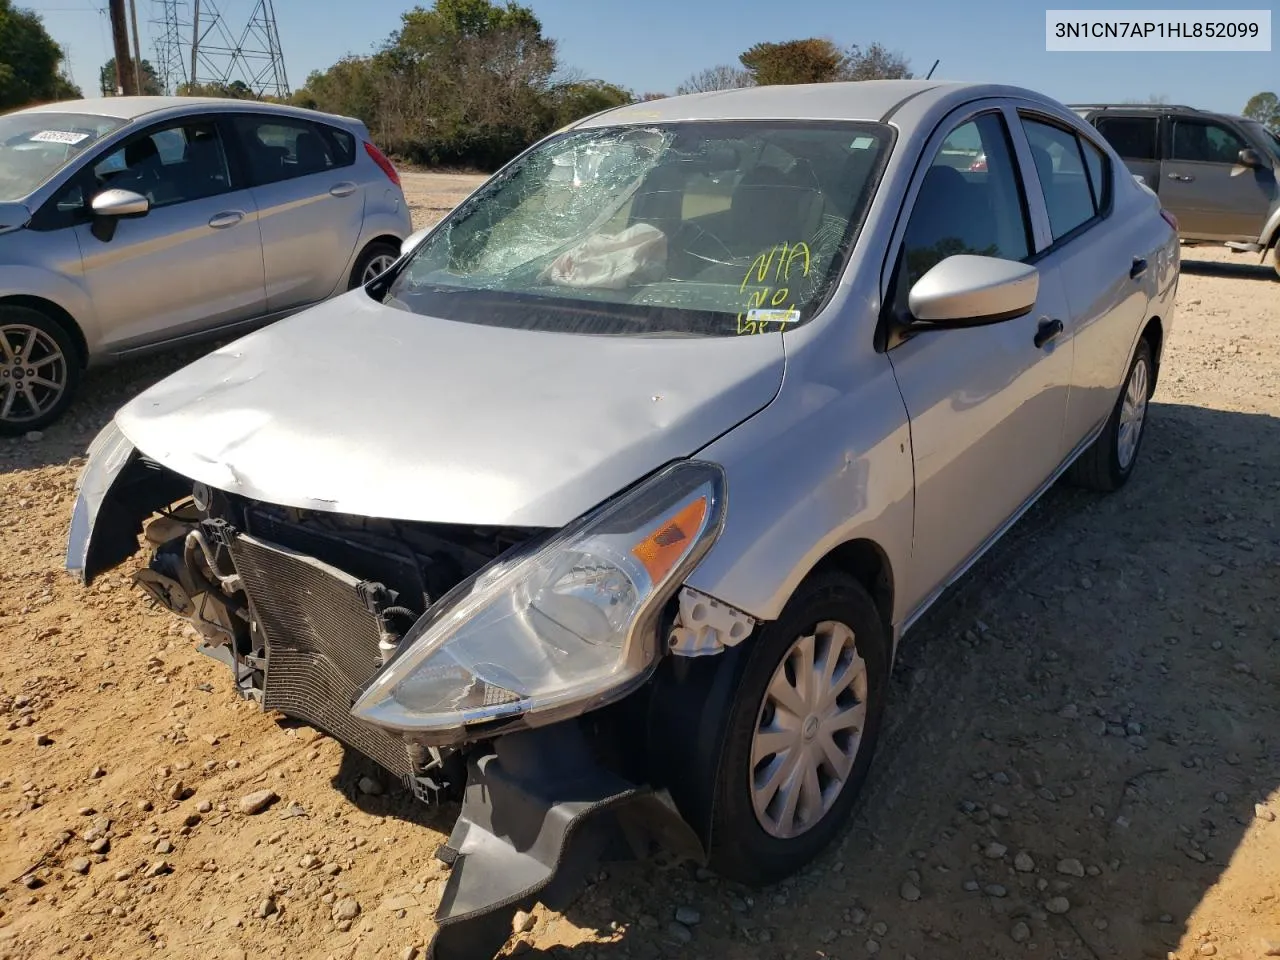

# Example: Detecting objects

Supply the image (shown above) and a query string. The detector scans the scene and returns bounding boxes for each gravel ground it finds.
[1,171,1277,960]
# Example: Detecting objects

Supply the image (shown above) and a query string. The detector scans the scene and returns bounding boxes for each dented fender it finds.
[66,420,188,583]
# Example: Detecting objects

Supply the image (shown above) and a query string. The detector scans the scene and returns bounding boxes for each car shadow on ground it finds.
[1181,257,1276,281]
[345,401,1280,959]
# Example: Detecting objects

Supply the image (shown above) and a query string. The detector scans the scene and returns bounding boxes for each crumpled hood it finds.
[115,290,784,527]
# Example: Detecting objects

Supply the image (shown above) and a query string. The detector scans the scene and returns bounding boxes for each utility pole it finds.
[128,0,144,94]
[190,0,201,91]
[108,0,138,95]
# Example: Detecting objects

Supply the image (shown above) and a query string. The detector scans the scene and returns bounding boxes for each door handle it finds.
[329,182,357,197]
[1130,257,1148,280]
[1166,172,1194,182]
[1034,318,1064,349]
[208,211,244,229]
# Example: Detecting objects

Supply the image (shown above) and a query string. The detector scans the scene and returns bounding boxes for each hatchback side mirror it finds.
[92,189,150,218]
[1238,148,1266,169]
[90,189,150,243]
[908,255,1039,328]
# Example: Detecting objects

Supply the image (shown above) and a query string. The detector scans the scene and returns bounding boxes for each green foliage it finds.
[0,0,76,109]
[841,43,912,81]
[712,37,910,90]
[739,38,844,86]
[99,58,164,97]
[291,0,626,170]
[1243,92,1280,132]
[546,80,633,128]
[178,80,258,99]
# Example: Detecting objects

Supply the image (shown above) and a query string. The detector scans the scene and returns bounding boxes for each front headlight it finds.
[350,461,726,741]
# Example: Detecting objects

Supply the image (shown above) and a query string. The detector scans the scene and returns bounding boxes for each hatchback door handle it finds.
[1166,172,1194,182]
[208,211,244,229]
[1130,257,1148,280]
[329,182,357,197]
[1034,318,1064,349]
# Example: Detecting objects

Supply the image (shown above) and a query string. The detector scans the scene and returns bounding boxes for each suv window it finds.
[1021,118,1106,242]
[1094,116,1158,161]
[232,115,353,185]
[1171,119,1248,164]
[897,113,1031,291]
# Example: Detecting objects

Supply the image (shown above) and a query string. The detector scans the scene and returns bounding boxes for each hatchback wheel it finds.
[1068,338,1153,491]
[0,306,81,436]
[349,241,401,289]
[707,570,888,885]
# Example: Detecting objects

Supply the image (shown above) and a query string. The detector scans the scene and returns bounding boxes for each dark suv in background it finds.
[1073,103,1280,275]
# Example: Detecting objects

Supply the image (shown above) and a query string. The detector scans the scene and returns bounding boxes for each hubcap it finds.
[1117,355,1149,470]
[750,620,868,840]
[0,324,67,424]
[362,253,395,284]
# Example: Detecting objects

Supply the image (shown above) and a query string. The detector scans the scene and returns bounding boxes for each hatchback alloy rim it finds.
[750,620,868,839]
[362,254,396,283]
[1117,355,1149,470]
[0,324,67,424]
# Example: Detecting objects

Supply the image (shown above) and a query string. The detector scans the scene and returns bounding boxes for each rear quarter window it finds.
[320,124,355,167]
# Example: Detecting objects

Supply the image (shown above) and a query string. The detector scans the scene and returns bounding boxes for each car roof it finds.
[573,80,1067,128]
[1071,103,1250,124]
[12,96,360,127]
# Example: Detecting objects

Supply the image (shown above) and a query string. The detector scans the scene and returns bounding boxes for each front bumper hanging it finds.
[426,726,705,960]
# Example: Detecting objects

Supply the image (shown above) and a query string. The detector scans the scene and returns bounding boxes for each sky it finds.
[26,0,1279,114]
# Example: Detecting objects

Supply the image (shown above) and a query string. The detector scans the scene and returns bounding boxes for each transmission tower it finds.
[150,0,289,98]
[150,0,190,94]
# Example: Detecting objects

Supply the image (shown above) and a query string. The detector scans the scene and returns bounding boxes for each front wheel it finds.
[1067,337,1153,492]
[0,306,81,436]
[706,570,889,885]
[348,241,401,290]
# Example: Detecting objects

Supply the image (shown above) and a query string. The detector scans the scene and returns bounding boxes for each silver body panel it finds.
[74,81,1179,643]
[0,97,411,364]
[111,290,785,527]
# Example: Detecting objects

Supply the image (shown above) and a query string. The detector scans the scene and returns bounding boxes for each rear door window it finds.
[1094,116,1159,161]
[230,115,354,186]
[1020,118,1108,242]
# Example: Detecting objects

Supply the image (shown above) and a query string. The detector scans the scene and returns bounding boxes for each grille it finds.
[227,532,414,780]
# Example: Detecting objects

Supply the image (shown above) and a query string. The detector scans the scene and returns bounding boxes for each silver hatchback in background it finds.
[0,96,412,434]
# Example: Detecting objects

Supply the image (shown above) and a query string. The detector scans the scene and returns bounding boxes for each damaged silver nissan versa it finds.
[66,80,1177,958]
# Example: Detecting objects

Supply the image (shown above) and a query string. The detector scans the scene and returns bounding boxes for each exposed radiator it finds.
[226,532,415,781]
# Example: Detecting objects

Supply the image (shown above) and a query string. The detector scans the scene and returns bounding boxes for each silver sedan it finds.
[68,80,1177,959]
[0,96,411,433]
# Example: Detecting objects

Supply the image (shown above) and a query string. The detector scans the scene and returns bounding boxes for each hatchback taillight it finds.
[364,141,400,187]
[1160,208,1178,231]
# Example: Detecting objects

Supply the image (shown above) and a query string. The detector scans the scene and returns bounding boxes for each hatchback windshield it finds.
[0,112,125,201]
[383,122,892,337]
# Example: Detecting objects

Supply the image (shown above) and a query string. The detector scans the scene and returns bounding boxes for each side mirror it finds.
[908,255,1039,327]
[400,227,430,257]
[1238,148,1266,169]
[92,189,150,218]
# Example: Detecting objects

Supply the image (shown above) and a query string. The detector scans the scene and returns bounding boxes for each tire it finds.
[0,305,82,436]
[1272,245,1280,280]
[706,570,889,886]
[348,241,401,290]
[1067,337,1153,492]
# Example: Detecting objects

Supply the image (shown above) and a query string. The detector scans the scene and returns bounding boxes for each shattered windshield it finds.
[0,112,125,201]
[383,121,892,337]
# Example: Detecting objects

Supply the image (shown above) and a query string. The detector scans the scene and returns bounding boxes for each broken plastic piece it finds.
[668,585,755,657]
